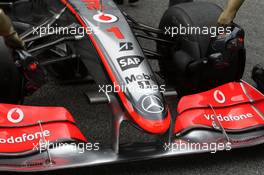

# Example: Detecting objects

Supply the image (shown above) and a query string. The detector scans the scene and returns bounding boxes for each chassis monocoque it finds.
[0,0,263,172]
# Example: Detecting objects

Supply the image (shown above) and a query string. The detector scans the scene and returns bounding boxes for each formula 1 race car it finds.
[0,0,264,172]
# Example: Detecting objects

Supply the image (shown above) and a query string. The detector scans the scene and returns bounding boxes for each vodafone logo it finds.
[213,90,226,104]
[93,13,118,23]
[7,108,24,124]
[204,113,253,122]
[0,130,50,144]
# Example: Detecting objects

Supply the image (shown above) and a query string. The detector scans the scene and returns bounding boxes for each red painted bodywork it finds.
[175,82,264,134]
[0,104,87,153]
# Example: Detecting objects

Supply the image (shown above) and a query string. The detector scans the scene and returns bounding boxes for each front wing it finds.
[0,81,264,172]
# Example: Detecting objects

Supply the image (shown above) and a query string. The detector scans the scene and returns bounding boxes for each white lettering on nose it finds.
[204,113,254,122]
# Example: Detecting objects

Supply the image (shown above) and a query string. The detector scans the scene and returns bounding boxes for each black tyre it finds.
[0,38,23,103]
[158,2,230,96]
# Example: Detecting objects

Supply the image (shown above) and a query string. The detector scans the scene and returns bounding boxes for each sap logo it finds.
[119,42,133,51]
[117,56,144,71]
[125,73,154,84]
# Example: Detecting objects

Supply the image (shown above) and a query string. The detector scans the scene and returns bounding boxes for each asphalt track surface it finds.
[7,0,264,174]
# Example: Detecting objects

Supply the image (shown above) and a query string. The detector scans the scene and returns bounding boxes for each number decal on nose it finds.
[107,26,124,39]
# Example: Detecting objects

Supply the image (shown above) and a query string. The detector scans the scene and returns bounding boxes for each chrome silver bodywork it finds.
[71,0,168,120]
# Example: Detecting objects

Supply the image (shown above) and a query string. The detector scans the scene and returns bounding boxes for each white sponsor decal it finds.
[93,13,118,23]
[7,108,24,124]
[117,56,144,71]
[213,90,226,104]
[141,95,164,114]
[204,113,253,122]
[125,73,154,84]
[0,130,50,144]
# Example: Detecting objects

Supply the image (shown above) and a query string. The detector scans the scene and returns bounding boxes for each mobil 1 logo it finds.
[125,73,155,89]
[117,56,144,71]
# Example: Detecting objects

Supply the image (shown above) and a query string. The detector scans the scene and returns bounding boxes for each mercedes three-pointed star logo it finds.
[141,95,164,114]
